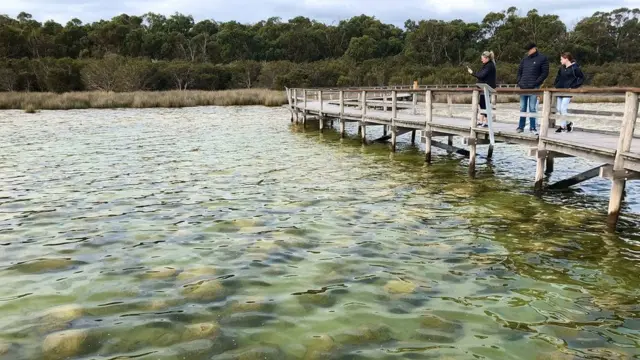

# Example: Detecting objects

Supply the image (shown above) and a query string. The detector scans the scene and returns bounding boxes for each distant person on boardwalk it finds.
[516,43,549,134]
[467,50,497,127]
[553,52,585,133]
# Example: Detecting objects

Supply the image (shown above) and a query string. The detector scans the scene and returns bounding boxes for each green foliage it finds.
[0,8,638,91]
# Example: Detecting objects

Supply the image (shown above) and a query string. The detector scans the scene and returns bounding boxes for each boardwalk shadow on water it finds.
[0,107,639,360]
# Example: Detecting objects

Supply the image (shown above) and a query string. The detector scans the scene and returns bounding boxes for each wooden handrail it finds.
[291,86,640,95]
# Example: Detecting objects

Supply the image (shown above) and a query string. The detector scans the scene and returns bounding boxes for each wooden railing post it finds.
[412,91,418,115]
[391,90,398,152]
[469,90,480,176]
[339,90,345,138]
[361,90,367,143]
[446,94,453,117]
[534,91,552,191]
[318,90,324,132]
[383,90,387,112]
[293,89,298,123]
[608,91,640,228]
[425,90,433,163]
[302,89,307,126]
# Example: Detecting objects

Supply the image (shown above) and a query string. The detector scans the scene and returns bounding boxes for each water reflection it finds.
[0,107,639,359]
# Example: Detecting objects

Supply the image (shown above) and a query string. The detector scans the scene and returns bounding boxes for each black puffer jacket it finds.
[472,61,497,89]
[517,51,549,89]
[554,63,585,89]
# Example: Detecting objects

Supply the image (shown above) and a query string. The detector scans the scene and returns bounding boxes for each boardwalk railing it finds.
[285,85,640,228]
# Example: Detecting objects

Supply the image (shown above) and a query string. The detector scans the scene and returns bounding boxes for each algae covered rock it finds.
[11,258,83,274]
[0,341,10,356]
[143,266,179,279]
[43,304,84,324]
[228,297,270,313]
[182,322,221,342]
[177,266,217,282]
[303,334,338,360]
[336,324,394,345]
[40,304,85,332]
[212,345,285,360]
[296,292,337,310]
[384,280,417,295]
[42,329,89,360]
[182,279,227,301]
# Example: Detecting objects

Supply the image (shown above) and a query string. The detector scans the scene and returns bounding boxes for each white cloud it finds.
[0,0,635,26]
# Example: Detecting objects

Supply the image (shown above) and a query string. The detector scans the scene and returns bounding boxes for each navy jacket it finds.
[472,61,497,89]
[517,51,549,89]
[554,63,585,89]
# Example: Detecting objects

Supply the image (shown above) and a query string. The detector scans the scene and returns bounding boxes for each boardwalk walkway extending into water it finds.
[285,85,640,229]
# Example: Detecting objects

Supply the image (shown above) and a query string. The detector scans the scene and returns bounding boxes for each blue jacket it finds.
[517,51,549,89]
[554,63,585,89]
[472,61,497,89]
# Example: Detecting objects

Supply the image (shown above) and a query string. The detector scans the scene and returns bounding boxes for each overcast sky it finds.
[2,0,639,27]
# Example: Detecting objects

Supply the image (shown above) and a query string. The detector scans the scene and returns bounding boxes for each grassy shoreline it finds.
[0,89,287,111]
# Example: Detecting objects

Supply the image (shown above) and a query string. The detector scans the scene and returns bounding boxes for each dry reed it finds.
[0,89,287,110]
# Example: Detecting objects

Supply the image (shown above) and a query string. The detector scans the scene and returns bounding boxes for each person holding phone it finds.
[467,50,497,127]
[553,52,585,133]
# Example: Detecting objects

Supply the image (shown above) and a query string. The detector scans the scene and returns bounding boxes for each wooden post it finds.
[447,136,453,154]
[446,94,453,117]
[412,92,418,115]
[608,91,639,228]
[469,90,479,176]
[303,89,307,127]
[361,90,367,143]
[411,130,416,144]
[534,91,553,191]
[339,90,345,138]
[487,92,495,159]
[293,89,298,123]
[383,91,387,112]
[425,90,433,163]
[391,90,397,152]
[319,90,324,132]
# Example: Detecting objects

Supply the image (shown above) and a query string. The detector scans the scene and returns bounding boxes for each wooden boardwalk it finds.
[285,85,640,229]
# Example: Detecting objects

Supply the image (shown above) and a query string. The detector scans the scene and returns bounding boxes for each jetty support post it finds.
[303,89,307,127]
[318,90,324,132]
[608,91,639,228]
[293,89,298,123]
[361,90,367,143]
[468,89,480,176]
[391,90,398,152]
[534,91,552,192]
[339,90,345,138]
[545,94,559,173]
[425,90,433,163]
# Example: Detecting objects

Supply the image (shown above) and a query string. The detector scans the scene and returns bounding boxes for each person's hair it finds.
[561,52,575,62]
[482,51,495,64]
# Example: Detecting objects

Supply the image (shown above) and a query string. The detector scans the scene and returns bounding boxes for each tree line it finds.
[0,7,639,92]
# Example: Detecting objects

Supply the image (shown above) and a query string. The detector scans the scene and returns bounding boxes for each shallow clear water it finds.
[0,107,639,360]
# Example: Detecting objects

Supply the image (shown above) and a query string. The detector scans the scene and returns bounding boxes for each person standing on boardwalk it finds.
[553,52,585,133]
[467,50,497,128]
[516,43,549,134]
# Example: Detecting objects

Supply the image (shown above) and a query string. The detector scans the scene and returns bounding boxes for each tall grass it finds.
[0,89,287,110]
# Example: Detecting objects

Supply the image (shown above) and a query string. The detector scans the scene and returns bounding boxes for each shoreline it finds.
[0,89,287,112]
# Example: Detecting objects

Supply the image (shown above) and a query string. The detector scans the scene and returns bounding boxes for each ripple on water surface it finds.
[0,107,639,359]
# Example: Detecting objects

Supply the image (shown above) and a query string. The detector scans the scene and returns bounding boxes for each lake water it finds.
[1,107,640,360]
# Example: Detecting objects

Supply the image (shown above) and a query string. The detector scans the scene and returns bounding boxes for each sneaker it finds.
[566,122,573,132]
[530,129,538,135]
[516,128,524,133]
[555,127,563,133]
[476,122,483,126]
[482,123,489,128]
